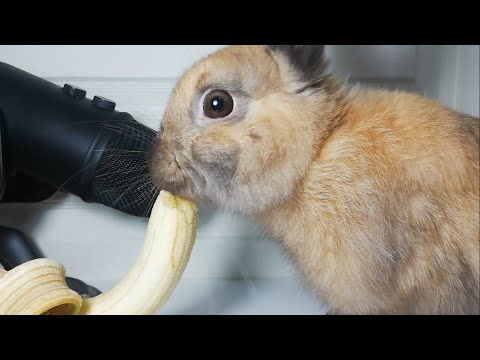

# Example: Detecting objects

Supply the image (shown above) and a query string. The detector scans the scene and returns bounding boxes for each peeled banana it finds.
[0,191,198,315]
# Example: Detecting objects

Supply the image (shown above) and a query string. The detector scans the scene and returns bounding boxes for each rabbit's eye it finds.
[203,90,234,119]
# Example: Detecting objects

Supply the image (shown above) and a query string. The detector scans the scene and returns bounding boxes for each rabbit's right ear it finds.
[266,45,329,90]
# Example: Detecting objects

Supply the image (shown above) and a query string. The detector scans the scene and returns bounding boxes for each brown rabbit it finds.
[149,45,480,315]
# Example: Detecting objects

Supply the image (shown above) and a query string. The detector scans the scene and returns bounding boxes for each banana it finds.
[0,259,83,315]
[0,191,198,315]
[80,190,198,314]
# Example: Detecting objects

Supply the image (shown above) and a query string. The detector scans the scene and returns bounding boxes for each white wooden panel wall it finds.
[0,45,416,78]
[416,45,480,117]
[0,45,417,290]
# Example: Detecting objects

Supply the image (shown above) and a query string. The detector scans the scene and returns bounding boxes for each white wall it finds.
[0,45,421,291]
[0,45,416,78]
[416,45,480,117]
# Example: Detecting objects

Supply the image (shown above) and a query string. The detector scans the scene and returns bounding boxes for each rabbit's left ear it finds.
[266,45,329,89]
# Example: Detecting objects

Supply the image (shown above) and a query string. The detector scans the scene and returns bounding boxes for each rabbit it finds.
[148,45,480,315]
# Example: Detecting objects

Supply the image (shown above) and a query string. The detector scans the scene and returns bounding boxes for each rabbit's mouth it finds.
[148,138,205,202]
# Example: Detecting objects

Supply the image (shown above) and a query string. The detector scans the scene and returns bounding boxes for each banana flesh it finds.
[0,191,198,315]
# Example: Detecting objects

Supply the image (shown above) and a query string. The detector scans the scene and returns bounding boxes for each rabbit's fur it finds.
[149,45,479,314]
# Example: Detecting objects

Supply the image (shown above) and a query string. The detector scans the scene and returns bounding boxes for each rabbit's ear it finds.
[266,45,329,89]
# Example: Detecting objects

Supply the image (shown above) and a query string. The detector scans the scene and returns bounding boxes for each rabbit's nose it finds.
[150,147,185,192]
[154,155,184,185]
[149,135,192,195]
